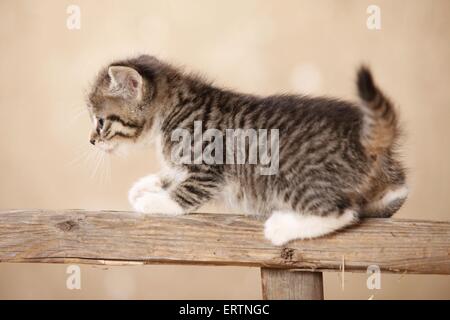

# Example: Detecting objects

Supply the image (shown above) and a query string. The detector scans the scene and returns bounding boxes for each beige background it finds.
[0,0,449,299]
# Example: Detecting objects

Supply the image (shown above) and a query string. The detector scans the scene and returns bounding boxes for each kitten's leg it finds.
[129,173,185,215]
[129,169,221,215]
[128,174,165,204]
[264,210,358,246]
[361,185,409,217]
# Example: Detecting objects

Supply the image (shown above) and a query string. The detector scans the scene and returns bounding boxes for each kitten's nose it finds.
[90,138,96,145]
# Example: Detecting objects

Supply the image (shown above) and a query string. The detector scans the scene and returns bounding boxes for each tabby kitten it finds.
[86,55,407,245]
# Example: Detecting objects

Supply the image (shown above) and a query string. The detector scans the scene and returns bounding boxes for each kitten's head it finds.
[86,59,158,154]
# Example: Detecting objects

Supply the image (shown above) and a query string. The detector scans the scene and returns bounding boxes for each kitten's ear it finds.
[107,66,143,100]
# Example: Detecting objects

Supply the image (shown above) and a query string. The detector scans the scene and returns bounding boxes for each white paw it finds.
[131,190,185,215]
[128,175,163,204]
[264,210,358,246]
[381,186,409,206]
[264,212,299,246]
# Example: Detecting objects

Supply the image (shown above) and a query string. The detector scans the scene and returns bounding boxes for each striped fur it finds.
[357,66,399,156]
[86,55,408,245]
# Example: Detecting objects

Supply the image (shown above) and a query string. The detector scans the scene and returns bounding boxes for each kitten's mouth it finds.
[102,147,114,154]
[97,142,116,154]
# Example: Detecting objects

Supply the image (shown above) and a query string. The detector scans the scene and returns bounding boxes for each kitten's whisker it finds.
[98,154,105,185]
[90,150,103,179]
[106,155,112,183]
[67,105,88,120]
[84,147,98,168]
[70,108,88,122]
[66,109,89,130]
[66,150,87,167]
[66,147,92,168]
[99,153,112,185]
[99,153,108,185]
[98,153,105,185]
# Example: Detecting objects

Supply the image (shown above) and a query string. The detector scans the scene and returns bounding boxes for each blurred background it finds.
[0,0,449,299]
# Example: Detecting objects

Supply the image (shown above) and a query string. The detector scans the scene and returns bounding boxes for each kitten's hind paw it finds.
[264,210,357,246]
[264,212,300,246]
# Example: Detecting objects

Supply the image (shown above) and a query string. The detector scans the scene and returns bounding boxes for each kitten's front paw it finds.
[128,175,163,204]
[131,190,185,215]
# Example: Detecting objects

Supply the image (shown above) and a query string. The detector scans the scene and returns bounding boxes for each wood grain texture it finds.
[0,210,449,274]
[261,269,324,300]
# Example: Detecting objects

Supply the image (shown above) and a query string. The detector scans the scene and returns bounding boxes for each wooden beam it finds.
[261,269,324,300]
[0,210,449,274]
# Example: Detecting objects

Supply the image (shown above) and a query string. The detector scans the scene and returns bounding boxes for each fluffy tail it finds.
[357,66,399,155]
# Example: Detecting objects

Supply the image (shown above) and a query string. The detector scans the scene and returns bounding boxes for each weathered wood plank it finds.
[261,269,324,300]
[0,210,449,274]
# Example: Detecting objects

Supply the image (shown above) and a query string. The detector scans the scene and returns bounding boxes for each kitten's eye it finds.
[96,118,104,134]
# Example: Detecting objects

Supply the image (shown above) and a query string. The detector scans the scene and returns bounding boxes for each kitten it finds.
[86,55,408,246]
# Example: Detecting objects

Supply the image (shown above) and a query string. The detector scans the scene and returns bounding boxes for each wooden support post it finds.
[261,268,324,300]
